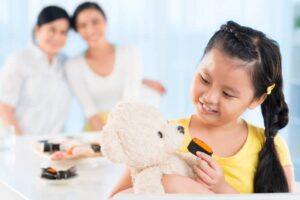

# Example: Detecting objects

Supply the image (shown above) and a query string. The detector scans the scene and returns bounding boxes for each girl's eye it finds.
[200,75,209,84]
[223,91,234,98]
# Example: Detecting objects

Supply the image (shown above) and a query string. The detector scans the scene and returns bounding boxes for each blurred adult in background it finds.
[0,6,71,135]
[65,1,166,132]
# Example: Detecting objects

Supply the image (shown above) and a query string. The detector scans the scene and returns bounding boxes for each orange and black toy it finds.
[187,138,213,156]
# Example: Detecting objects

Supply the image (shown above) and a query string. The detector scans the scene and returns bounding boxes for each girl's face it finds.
[191,48,263,126]
[35,18,69,57]
[76,8,107,47]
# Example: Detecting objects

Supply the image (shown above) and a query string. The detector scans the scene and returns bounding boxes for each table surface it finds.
[1,134,300,200]
[0,134,125,200]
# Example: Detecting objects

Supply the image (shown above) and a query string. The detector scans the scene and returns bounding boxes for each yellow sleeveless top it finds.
[172,116,293,193]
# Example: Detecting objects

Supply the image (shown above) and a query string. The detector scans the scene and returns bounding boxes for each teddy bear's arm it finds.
[177,152,197,167]
[133,167,164,194]
[161,154,195,179]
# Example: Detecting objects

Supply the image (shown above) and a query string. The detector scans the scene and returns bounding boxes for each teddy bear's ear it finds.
[101,126,127,163]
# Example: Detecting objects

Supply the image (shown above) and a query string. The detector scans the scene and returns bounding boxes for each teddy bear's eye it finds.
[158,131,163,138]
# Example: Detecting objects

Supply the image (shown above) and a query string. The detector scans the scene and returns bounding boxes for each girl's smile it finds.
[198,100,218,115]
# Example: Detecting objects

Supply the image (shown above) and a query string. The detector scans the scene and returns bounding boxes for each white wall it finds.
[0,0,291,132]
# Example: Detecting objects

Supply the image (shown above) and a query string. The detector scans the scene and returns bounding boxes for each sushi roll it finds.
[187,138,213,156]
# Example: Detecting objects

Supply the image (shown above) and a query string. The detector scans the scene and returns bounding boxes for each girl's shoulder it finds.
[245,121,289,152]
[246,120,292,166]
[244,121,265,142]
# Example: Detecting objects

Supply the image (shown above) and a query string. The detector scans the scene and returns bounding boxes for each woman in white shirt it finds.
[65,2,166,131]
[0,6,71,135]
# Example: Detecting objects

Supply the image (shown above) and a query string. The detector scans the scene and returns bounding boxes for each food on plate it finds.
[50,144,101,160]
[38,140,60,153]
[35,135,102,160]
[187,138,213,156]
[41,166,77,180]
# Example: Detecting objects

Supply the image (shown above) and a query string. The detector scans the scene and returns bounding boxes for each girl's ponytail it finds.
[254,87,289,192]
[253,40,289,192]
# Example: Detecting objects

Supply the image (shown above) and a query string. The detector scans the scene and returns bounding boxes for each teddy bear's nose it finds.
[177,126,184,134]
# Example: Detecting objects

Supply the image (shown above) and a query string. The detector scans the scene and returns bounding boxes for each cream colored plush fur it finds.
[101,102,194,194]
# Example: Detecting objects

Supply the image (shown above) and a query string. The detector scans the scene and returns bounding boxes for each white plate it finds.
[40,156,105,171]
[33,133,102,161]
[38,176,78,186]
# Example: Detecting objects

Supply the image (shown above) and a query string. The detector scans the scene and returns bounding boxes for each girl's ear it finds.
[248,94,267,110]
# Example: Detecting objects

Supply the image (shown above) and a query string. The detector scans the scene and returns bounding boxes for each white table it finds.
[0,135,125,200]
[1,135,300,200]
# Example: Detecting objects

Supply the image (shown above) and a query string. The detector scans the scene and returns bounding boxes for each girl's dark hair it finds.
[204,21,289,192]
[71,1,107,31]
[33,6,70,42]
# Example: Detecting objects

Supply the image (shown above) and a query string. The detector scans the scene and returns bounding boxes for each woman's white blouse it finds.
[65,46,142,118]
[0,46,71,135]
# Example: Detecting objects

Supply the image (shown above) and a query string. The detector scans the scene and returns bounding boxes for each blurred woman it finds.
[0,6,71,135]
[65,2,166,132]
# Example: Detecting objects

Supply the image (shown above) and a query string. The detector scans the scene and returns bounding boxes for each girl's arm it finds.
[283,166,295,192]
[108,166,214,196]
[109,169,213,196]
[109,168,132,198]
[0,102,22,135]
[162,174,213,193]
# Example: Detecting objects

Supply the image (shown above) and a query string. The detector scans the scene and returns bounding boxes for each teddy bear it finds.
[101,102,194,194]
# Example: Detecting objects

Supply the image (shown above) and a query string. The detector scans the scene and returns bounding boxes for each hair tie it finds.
[267,83,276,95]
[266,136,274,141]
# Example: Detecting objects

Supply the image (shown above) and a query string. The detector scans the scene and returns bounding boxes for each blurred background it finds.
[0,0,299,180]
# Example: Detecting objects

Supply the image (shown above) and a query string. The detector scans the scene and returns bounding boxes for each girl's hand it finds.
[193,151,237,193]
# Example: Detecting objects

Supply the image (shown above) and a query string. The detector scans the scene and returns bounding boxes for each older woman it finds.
[0,6,71,135]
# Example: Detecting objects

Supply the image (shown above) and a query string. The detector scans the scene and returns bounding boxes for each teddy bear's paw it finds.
[134,182,164,194]
[133,167,165,194]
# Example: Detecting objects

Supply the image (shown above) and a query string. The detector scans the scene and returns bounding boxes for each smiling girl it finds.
[109,21,294,197]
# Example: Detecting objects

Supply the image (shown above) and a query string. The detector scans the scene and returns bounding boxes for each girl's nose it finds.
[202,89,219,105]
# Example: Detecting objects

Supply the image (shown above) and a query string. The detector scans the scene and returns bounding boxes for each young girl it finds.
[109,21,294,196]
